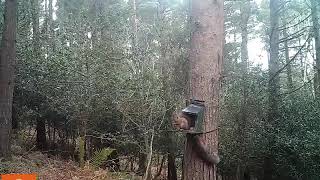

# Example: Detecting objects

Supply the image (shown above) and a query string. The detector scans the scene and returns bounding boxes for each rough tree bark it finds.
[264,0,280,179]
[0,0,17,158]
[183,0,224,179]
[311,0,320,99]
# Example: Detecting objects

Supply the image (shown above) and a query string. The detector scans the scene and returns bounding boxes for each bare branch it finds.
[270,34,311,83]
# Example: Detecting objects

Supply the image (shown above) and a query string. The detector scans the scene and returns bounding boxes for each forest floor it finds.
[0,151,141,180]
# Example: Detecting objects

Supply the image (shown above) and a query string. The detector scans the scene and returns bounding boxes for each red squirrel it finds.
[172,112,192,130]
[173,112,220,165]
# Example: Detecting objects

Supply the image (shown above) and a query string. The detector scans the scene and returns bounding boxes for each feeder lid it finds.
[182,104,204,115]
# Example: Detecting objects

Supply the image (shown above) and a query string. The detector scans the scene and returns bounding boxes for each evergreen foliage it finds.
[1,0,320,179]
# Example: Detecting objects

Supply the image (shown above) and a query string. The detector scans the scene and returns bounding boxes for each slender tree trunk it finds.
[132,0,138,47]
[183,0,224,179]
[36,116,47,150]
[268,0,280,121]
[137,132,149,176]
[299,39,307,83]
[48,0,54,52]
[78,112,88,168]
[131,0,141,72]
[0,0,17,158]
[284,27,293,92]
[153,155,165,180]
[167,152,177,180]
[31,0,40,54]
[264,0,280,179]
[12,104,18,130]
[240,1,250,69]
[53,125,56,145]
[144,130,154,180]
[311,0,320,99]
[137,151,147,175]
[238,1,250,179]
[46,2,52,146]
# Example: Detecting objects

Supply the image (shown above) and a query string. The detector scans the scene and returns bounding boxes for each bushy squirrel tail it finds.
[189,134,220,165]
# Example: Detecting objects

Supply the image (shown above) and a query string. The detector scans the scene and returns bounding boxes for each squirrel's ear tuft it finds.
[172,111,178,119]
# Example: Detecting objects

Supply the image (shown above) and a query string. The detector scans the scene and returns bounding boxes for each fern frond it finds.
[90,148,115,168]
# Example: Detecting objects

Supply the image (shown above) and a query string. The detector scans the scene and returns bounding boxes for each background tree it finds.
[0,0,17,158]
[311,0,320,99]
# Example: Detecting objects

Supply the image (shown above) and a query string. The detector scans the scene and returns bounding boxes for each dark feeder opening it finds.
[182,99,205,133]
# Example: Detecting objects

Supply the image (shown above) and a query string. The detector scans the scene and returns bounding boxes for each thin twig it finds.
[279,77,314,97]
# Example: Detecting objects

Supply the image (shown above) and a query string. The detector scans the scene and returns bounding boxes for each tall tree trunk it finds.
[311,0,320,99]
[132,0,138,47]
[131,0,140,72]
[32,0,47,150]
[183,0,224,179]
[264,0,280,179]
[31,0,40,54]
[284,26,293,92]
[268,0,280,121]
[238,1,250,179]
[46,0,52,145]
[0,0,17,158]
[48,0,54,53]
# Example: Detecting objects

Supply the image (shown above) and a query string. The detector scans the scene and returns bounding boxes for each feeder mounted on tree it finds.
[182,99,205,133]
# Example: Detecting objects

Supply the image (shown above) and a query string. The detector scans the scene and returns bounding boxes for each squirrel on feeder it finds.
[173,112,220,165]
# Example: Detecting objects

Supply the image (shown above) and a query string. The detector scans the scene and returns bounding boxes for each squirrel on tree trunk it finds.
[173,112,220,165]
